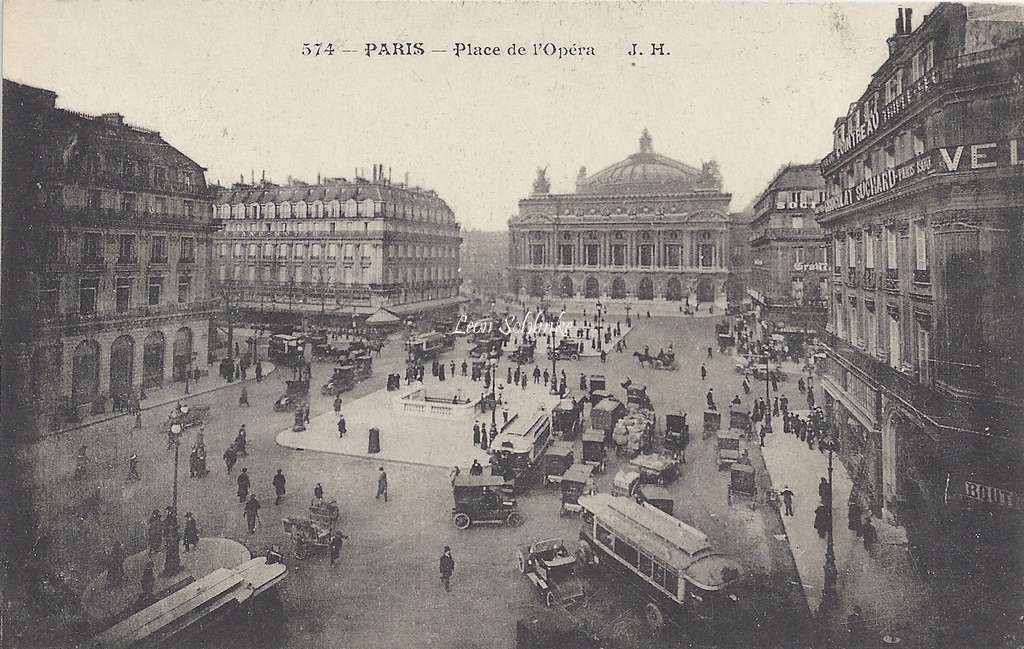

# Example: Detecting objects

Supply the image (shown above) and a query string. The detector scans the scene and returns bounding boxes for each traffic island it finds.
[80,537,251,631]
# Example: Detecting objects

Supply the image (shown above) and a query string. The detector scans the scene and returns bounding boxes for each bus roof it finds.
[579,493,741,589]
[271,334,301,341]
[492,414,549,453]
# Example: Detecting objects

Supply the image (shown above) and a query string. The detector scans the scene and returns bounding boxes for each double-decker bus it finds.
[268,334,304,365]
[490,413,552,480]
[576,493,744,633]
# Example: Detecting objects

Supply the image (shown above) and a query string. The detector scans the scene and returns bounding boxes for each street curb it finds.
[275,436,453,471]
[757,438,814,618]
[28,363,279,442]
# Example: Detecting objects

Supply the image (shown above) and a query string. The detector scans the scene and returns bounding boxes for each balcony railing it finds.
[846,267,858,287]
[912,269,931,285]
[862,269,876,290]
[116,255,138,266]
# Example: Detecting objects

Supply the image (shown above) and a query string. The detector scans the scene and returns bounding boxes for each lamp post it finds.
[490,358,498,430]
[595,300,603,351]
[164,422,183,576]
[820,428,840,611]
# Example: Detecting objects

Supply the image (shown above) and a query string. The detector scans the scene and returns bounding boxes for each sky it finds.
[3,1,935,230]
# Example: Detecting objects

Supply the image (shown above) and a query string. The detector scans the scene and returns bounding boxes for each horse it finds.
[633,351,653,367]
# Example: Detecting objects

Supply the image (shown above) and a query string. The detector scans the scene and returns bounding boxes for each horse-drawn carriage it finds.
[633,350,677,370]
[282,500,342,559]
[551,398,585,440]
[509,342,536,364]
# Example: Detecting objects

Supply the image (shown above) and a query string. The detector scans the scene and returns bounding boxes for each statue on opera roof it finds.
[533,166,551,194]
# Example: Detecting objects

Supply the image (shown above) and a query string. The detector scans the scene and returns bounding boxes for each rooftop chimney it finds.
[904,8,913,34]
[888,7,912,55]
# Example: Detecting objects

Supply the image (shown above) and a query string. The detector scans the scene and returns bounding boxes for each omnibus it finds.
[491,413,553,480]
[268,334,304,365]
[576,493,744,633]
[406,332,446,361]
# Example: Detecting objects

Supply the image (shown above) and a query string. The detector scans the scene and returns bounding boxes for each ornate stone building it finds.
[508,131,740,313]
[816,5,1023,559]
[1,80,216,436]
[211,166,461,323]
[748,163,829,346]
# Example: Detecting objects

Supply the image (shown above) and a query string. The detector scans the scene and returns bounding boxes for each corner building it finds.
[508,131,741,313]
[816,5,1023,560]
[212,168,461,323]
[1,80,216,436]
[748,163,829,352]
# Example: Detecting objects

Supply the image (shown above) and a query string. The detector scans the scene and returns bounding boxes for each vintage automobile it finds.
[542,442,576,485]
[352,353,373,380]
[515,538,585,608]
[664,411,690,452]
[727,463,756,506]
[509,342,536,364]
[274,378,309,412]
[612,469,641,498]
[590,398,626,438]
[320,365,355,396]
[452,475,522,529]
[470,338,503,360]
[580,429,607,473]
[551,398,585,440]
[729,407,751,432]
[559,464,596,516]
[304,332,330,358]
[282,499,342,559]
[629,454,681,486]
[546,339,581,361]
[703,409,722,435]
[637,484,674,515]
[716,432,744,469]
[588,375,607,404]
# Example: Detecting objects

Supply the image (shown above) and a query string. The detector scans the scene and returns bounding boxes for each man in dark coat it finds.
[473,421,481,446]
[814,504,830,538]
[139,561,155,605]
[376,467,388,502]
[439,546,455,592]
[337,415,347,438]
[147,510,163,554]
[273,469,287,505]
[183,512,199,551]
[106,541,125,588]
[244,494,261,534]
[330,531,349,566]
[237,468,250,503]
[818,477,831,506]
[780,485,795,516]
[223,445,238,473]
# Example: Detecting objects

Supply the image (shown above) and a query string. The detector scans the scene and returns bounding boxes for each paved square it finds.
[276,371,563,468]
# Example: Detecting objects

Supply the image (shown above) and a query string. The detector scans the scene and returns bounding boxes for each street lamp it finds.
[819,427,840,611]
[164,422,183,576]
[489,358,498,430]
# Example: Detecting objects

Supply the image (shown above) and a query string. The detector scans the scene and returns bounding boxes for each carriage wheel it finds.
[645,602,665,630]
[453,513,471,530]
[516,550,528,574]
[507,512,523,527]
[546,591,557,607]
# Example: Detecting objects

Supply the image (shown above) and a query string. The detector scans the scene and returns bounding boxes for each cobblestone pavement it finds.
[14,317,811,649]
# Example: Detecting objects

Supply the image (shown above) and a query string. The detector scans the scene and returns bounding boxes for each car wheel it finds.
[453,513,471,530]
[507,512,523,527]
[645,602,665,629]
[546,591,557,607]
[516,550,527,574]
